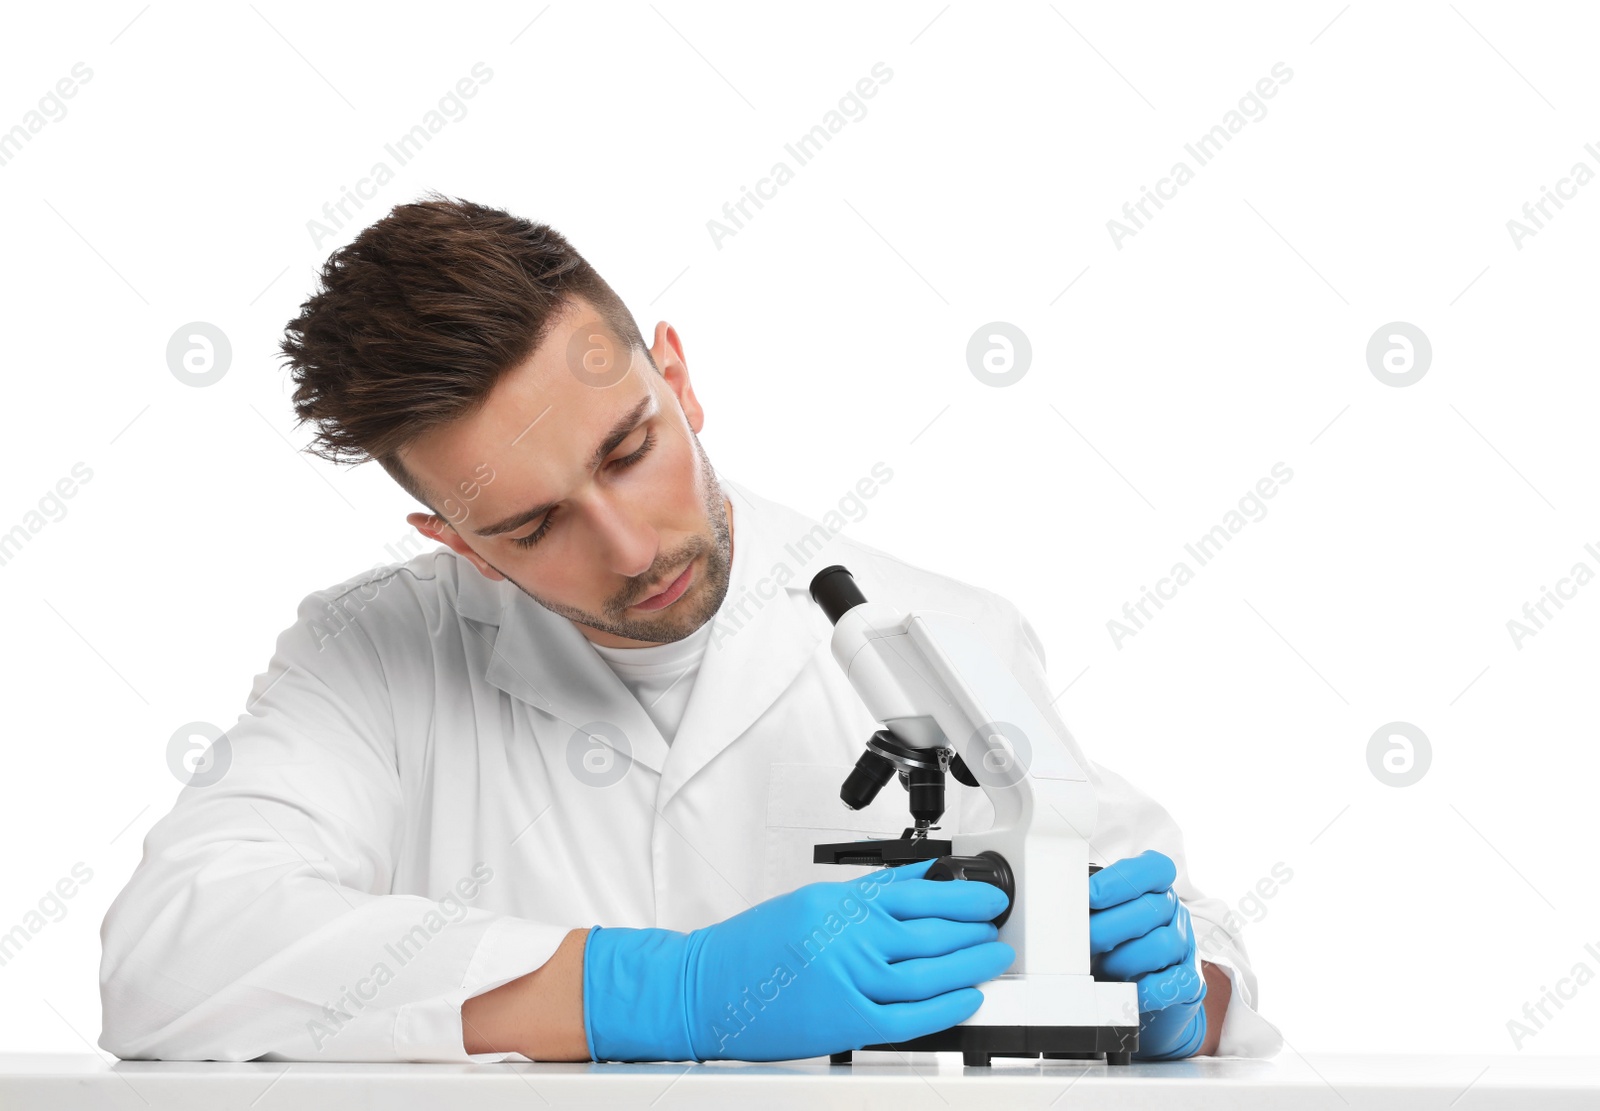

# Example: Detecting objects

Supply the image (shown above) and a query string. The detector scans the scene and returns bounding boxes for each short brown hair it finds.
[278,191,652,512]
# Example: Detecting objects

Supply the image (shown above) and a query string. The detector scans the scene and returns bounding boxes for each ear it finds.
[649,321,704,434]
[405,512,506,581]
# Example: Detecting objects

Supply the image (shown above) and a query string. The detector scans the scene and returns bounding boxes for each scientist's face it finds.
[400,297,734,648]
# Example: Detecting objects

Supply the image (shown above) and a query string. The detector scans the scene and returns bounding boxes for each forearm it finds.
[1197,959,1232,1055]
[461,927,591,1060]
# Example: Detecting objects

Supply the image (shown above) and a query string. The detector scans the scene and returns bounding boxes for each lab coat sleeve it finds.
[984,594,1285,1060]
[97,583,572,1062]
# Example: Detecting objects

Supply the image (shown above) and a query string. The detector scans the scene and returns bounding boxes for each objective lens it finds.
[840,748,896,810]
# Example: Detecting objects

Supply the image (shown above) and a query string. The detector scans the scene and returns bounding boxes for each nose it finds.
[587,492,658,582]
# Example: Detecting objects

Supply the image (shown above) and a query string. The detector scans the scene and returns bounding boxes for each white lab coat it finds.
[98,475,1284,1062]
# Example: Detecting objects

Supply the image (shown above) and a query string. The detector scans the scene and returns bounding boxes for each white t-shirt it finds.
[589,617,715,745]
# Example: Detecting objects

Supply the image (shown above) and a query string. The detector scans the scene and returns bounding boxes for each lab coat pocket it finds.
[762,761,962,898]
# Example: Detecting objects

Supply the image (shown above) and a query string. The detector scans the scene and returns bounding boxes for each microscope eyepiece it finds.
[810,565,868,625]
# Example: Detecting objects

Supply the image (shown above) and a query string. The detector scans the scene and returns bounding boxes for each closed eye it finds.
[509,429,658,549]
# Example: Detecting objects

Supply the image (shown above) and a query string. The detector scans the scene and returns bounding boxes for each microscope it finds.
[808,565,1140,1067]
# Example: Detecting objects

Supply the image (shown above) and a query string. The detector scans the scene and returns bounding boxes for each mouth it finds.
[631,558,695,611]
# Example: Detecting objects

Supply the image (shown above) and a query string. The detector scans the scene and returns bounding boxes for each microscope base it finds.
[829,1023,1140,1067]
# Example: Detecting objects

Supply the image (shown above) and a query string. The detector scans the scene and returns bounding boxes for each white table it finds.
[3,1051,1596,1109]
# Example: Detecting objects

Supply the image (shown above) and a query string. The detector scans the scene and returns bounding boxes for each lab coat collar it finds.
[657,477,834,809]
[457,474,837,801]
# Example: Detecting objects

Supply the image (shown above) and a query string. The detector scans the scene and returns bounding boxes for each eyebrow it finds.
[473,394,658,538]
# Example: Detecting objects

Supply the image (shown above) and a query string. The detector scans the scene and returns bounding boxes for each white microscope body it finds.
[809,565,1140,1066]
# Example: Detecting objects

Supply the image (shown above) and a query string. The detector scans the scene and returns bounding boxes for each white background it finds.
[2,0,1597,1063]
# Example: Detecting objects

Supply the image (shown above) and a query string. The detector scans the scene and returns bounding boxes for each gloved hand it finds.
[1089,849,1209,1060]
[582,857,1015,1061]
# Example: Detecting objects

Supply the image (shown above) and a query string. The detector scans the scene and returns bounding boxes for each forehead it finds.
[400,303,651,509]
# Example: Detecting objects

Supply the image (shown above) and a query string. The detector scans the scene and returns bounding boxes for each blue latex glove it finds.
[1089,849,1209,1060]
[582,858,1015,1061]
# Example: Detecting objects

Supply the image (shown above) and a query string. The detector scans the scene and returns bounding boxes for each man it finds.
[97,193,1283,1064]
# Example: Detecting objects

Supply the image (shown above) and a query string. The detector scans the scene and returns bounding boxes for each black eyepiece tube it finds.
[810,565,868,625]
